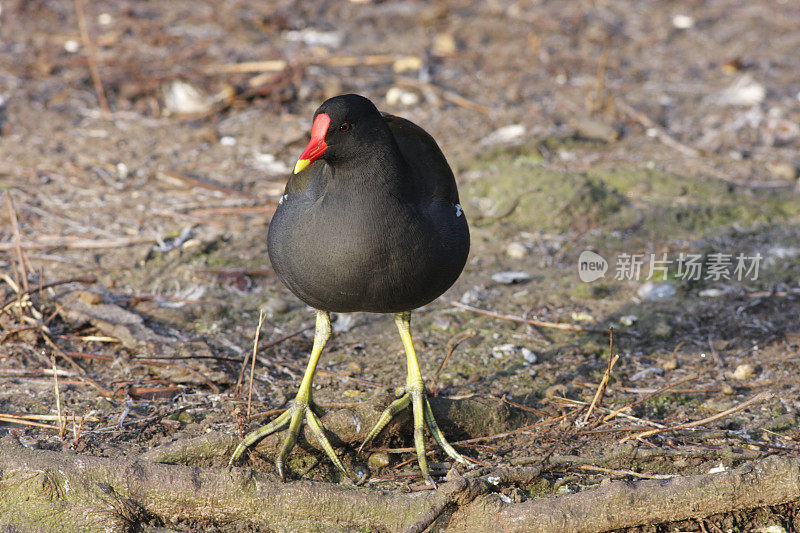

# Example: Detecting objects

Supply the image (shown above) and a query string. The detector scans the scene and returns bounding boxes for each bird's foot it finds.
[229,398,349,481]
[360,385,471,486]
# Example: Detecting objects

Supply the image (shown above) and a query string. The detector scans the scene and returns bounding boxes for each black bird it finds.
[230,94,470,484]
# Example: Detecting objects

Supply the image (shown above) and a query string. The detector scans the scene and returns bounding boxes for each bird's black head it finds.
[293,94,392,174]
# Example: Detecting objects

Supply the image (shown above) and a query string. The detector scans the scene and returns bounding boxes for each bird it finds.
[229,94,470,485]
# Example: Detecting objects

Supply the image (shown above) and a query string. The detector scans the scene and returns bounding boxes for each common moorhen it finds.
[229,94,470,484]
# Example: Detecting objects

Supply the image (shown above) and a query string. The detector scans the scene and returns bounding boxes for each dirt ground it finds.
[1,0,799,531]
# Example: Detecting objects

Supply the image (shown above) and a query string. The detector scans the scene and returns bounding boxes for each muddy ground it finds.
[1,0,799,531]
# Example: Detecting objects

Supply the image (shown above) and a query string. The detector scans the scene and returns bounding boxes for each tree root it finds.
[2,435,799,532]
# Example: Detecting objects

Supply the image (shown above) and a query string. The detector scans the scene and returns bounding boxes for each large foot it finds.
[359,312,472,485]
[229,310,349,480]
[229,397,348,480]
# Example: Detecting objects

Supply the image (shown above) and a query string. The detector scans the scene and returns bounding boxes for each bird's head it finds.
[293,94,389,174]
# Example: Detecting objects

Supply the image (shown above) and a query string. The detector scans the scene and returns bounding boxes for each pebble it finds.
[637,281,675,300]
[346,361,363,375]
[718,75,766,106]
[544,384,568,399]
[661,358,678,371]
[732,363,755,380]
[505,242,527,259]
[521,348,537,364]
[671,14,695,29]
[392,56,423,73]
[491,271,532,284]
[480,124,525,146]
[368,452,391,469]
[432,33,458,57]
[333,313,357,333]
[699,287,726,298]
[492,343,517,359]
[385,86,419,106]
[253,153,291,175]
[163,81,213,115]
[619,315,638,327]
[64,40,80,53]
[652,320,673,339]
[721,383,735,395]
[630,367,664,381]
[573,117,620,143]
[766,162,798,181]
[264,297,289,314]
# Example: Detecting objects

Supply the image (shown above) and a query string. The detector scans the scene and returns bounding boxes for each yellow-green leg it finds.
[361,311,471,485]
[229,310,349,480]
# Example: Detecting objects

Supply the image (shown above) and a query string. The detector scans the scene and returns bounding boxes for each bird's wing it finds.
[382,112,459,204]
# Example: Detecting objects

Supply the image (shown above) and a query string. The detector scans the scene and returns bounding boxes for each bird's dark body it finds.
[268,105,469,313]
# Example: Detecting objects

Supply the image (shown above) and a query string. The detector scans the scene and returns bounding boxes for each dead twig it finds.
[0,235,158,251]
[621,391,773,443]
[432,329,477,386]
[5,190,31,294]
[583,328,618,424]
[51,356,66,439]
[395,78,492,114]
[450,301,626,334]
[247,310,266,419]
[73,0,110,116]
[616,99,699,157]
[577,464,675,480]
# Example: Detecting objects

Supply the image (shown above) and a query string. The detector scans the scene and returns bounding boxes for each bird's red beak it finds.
[294,113,330,174]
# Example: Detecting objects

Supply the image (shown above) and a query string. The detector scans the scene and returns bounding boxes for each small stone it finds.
[342,389,363,398]
[160,418,181,430]
[506,242,527,259]
[721,383,735,395]
[637,281,675,300]
[661,358,678,371]
[619,315,638,327]
[368,452,391,469]
[97,12,113,25]
[64,40,80,53]
[573,117,620,143]
[491,271,532,285]
[652,320,673,339]
[570,312,594,323]
[432,33,458,57]
[672,14,695,29]
[631,367,664,381]
[392,56,423,73]
[219,136,237,146]
[544,384,568,399]
[699,287,726,298]
[718,75,766,106]
[766,162,798,181]
[385,87,419,107]
[492,343,517,359]
[264,297,289,314]
[177,411,196,424]
[346,361,363,375]
[521,348,537,364]
[732,363,755,380]
[78,291,103,305]
[332,313,357,333]
[480,124,526,146]
[163,81,213,115]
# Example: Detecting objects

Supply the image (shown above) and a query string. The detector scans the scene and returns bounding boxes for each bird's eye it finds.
[339,122,350,132]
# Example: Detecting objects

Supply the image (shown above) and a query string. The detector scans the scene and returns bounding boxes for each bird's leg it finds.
[229,310,349,480]
[361,311,471,485]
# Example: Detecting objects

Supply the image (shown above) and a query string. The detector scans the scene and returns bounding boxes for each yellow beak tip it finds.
[294,159,311,174]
